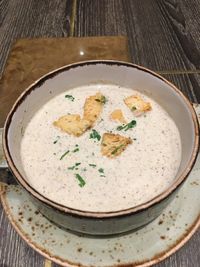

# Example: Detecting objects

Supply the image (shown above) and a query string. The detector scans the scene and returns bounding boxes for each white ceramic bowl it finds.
[3,60,199,235]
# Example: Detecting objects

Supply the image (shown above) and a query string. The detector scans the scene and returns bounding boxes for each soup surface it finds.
[20,84,181,212]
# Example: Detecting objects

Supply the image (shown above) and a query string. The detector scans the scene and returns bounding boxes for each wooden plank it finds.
[0,1,72,265]
[156,0,200,70]
[0,0,72,76]
[74,0,200,71]
[181,0,200,53]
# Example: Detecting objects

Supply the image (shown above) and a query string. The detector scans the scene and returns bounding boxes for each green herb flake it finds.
[65,95,75,101]
[116,120,137,131]
[60,150,69,160]
[68,166,75,170]
[68,162,81,171]
[89,129,101,141]
[131,106,137,111]
[98,168,104,174]
[75,174,86,187]
[53,136,60,144]
[116,125,124,131]
[95,95,107,104]
[89,164,96,168]
[111,144,125,155]
[73,148,79,153]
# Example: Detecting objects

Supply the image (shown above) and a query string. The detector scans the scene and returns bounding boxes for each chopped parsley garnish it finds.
[65,95,75,101]
[116,120,137,131]
[75,174,86,187]
[68,166,74,170]
[98,168,104,173]
[68,162,81,170]
[98,168,105,177]
[73,148,79,153]
[90,129,101,141]
[60,150,69,160]
[89,164,96,168]
[53,136,60,144]
[95,95,107,104]
[111,144,125,155]
[131,106,137,111]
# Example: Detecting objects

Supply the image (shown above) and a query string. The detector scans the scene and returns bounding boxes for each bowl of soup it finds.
[3,61,199,235]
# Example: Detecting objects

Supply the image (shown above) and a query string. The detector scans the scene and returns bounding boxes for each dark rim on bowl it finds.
[3,60,200,218]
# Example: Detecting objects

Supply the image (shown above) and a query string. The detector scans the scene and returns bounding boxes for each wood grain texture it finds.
[0,1,72,266]
[74,0,200,72]
[181,0,200,52]
[0,0,72,76]
[156,0,200,70]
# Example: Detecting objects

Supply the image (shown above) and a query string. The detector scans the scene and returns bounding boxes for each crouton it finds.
[101,133,132,158]
[53,114,91,137]
[124,95,151,116]
[83,92,106,125]
[110,109,127,123]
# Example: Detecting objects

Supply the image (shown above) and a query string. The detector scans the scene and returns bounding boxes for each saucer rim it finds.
[1,186,199,267]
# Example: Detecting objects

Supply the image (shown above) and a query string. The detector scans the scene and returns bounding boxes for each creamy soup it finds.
[20,84,181,212]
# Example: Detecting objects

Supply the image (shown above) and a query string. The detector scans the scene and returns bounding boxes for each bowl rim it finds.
[3,60,200,218]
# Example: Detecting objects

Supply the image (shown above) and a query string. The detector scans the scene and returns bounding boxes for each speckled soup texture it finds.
[20,84,181,212]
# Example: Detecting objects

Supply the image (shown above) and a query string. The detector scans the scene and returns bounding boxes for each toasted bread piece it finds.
[110,109,127,123]
[101,133,132,158]
[83,92,105,125]
[53,114,91,137]
[124,95,151,116]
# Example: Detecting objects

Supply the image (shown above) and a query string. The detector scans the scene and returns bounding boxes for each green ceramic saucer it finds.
[0,105,200,267]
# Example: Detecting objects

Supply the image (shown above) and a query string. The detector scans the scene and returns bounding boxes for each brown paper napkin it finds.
[0,36,130,127]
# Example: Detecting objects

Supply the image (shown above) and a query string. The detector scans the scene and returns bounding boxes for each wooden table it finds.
[0,1,200,266]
